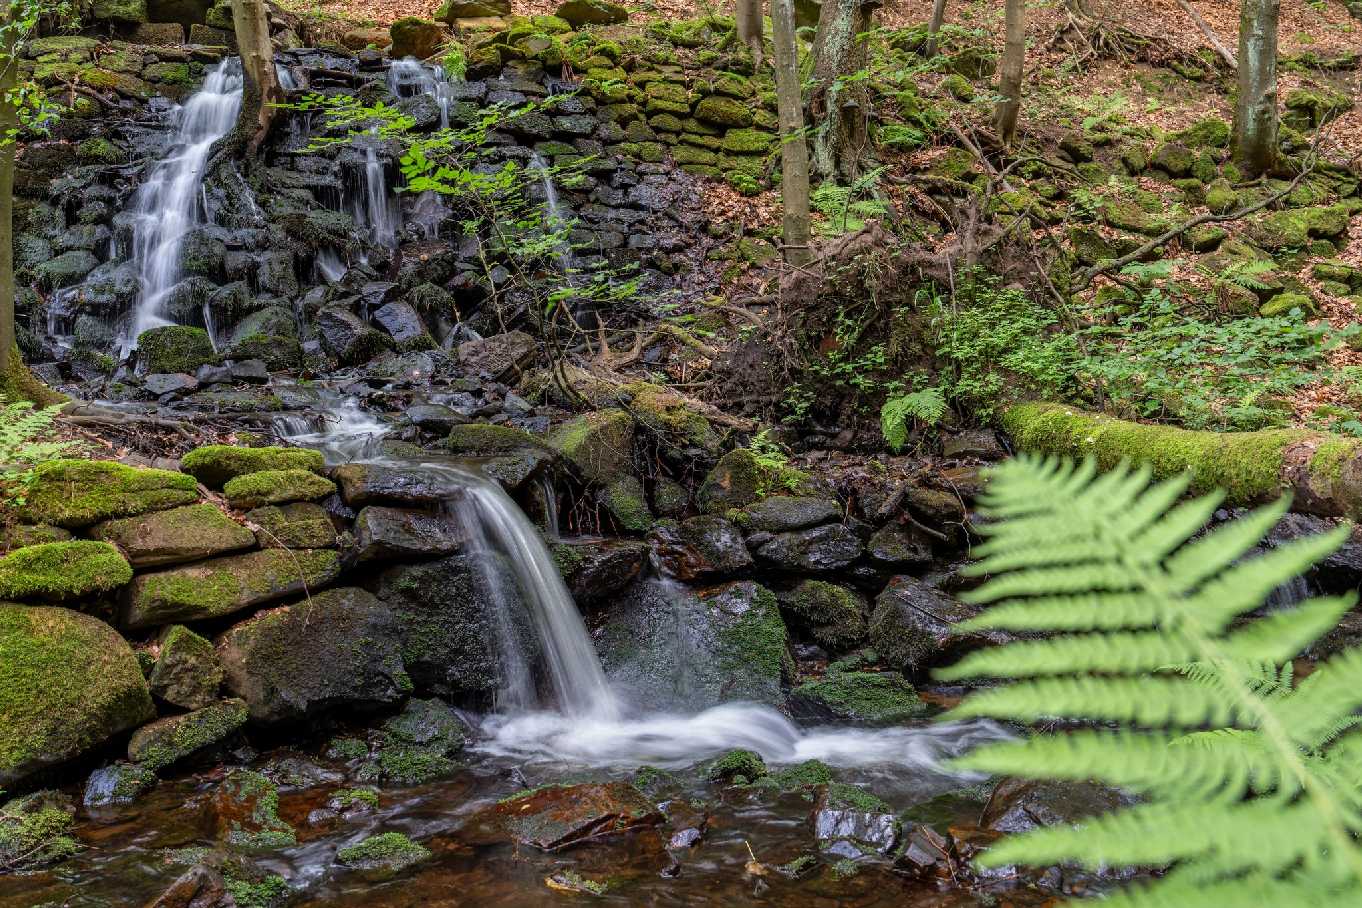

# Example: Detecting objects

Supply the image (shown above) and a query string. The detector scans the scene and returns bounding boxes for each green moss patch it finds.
[446,423,550,455]
[91,503,256,568]
[707,748,767,783]
[782,580,866,650]
[127,698,248,772]
[337,831,430,872]
[180,445,325,489]
[0,792,78,870]
[20,459,199,528]
[0,541,132,602]
[790,672,925,725]
[136,325,216,374]
[223,469,338,510]
[548,409,635,485]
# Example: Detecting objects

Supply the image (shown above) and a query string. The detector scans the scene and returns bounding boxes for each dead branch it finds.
[1174,0,1237,69]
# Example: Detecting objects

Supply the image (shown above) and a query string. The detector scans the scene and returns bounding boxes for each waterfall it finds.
[528,151,575,272]
[388,57,454,129]
[122,59,244,357]
[350,132,400,250]
[315,248,347,284]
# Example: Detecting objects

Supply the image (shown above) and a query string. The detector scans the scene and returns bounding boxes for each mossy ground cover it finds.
[180,445,326,488]
[0,540,132,601]
[20,459,199,528]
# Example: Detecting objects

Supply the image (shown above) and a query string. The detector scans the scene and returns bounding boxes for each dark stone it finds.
[353,506,466,563]
[552,538,650,604]
[941,429,1006,460]
[228,359,270,383]
[741,496,841,532]
[217,588,410,723]
[84,762,157,808]
[317,306,392,366]
[406,403,468,433]
[463,782,660,851]
[811,783,900,859]
[332,461,467,507]
[143,372,199,396]
[755,524,863,572]
[865,524,933,567]
[373,300,432,348]
[675,515,752,577]
[869,576,1001,674]
[457,330,538,380]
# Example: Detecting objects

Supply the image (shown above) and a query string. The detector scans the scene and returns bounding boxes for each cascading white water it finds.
[122,59,244,356]
[388,57,455,129]
[350,132,400,250]
[528,151,575,271]
[278,397,1008,774]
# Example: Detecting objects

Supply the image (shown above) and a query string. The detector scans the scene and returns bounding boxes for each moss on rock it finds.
[446,423,549,456]
[136,325,216,374]
[0,792,78,870]
[91,503,256,568]
[598,475,653,533]
[122,548,342,629]
[789,671,925,725]
[127,698,248,772]
[223,469,338,510]
[180,445,325,489]
[548,409,635,485]
[707,748,767,782]
[337,831,431,872]
[0,540,132,602]
[0,605,155,785]
[782,580,867,650]
[20,459,199,528]
[246,502,338,549]
[148,624,224,709]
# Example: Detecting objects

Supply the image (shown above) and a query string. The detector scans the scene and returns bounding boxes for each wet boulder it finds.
[463,781,661,851]
[35,249,99,289]
[0,540,132,602]
[788,671,925,725]
[137,325,218,374]
[1,605,156,786]
[811,783,901,860]
[180,444,327,489]
[547,409,634,486]
[317,306,392,366]
[148,624,224,709]
[389,16,445,59]
[333,461,470,508]
[598,579,789,712]
[0,790,79,870]
[675,515,752,577]
[373,299,435,351]
[353,506,467,563]
[83,762,158,808]
[20,459,199,528]
[865,523,933,568]
[740,496,841,533]
[123,548,342,629]
[127,698,249,772]
[869,576,999,675]
[457,330,538,381]
[779,579,866,649]
[213,768,296,849]
[597,475,653,533]
[217,587,410,723]
[337,831,431,874]
[375,553,534,700]
[754,523,863,572]
[91,503,255,568]
[552,538,649,604]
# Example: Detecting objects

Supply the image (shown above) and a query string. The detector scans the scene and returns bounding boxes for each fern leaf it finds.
[942,676,1246,726]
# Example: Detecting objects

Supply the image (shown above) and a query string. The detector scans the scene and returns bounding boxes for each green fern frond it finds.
[939,455,1362,903]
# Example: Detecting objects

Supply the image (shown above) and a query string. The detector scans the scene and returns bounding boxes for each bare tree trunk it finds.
[1233,0,1279,178]
[736,0,765,68]
[0,39,16,388]
[994,0,1025,146]
[810,0,880,182]
[926,0,949,56]
[232,0,281,158]
[770,0,812,267]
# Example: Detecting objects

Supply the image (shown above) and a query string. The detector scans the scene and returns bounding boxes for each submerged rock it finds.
[83,762,158,808]
[217,587,410,722]
[598,579,789,712]
[811,783,901,860]
[465,781,661,851]
[337,830,431,873]
[1,605,155,786]
[213,769,297,850]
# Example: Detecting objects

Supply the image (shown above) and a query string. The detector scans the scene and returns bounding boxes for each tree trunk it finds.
[1233,0,1279,178]
[994,0,1025,146]
[770,0,812,267]
[926,0,949,56]
[736,0,765,68]
[232,0,281,158]
[810,0,879,182]
[0,35,17,388]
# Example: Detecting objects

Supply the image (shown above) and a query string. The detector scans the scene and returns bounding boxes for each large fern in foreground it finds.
[940,456,1362,906]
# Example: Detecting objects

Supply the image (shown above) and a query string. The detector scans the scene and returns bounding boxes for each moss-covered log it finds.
[1001,402,1362,519]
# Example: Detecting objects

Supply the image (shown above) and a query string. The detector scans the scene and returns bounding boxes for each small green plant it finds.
[940,456,1362,905]
[811,168,890,236]
[880,386,947,452]
[441,45,467,81]
[0,399,73,506]
[747,430,803,495]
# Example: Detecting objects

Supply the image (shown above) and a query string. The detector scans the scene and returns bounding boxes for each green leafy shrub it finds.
[880,386,947,451]
[939,456,1362,904]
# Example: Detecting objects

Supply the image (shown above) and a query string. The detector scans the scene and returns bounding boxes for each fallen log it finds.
[1001,402,1362,519]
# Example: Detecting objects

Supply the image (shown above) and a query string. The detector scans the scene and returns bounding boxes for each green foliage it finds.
[1208,259,1276,292]
[880,386,946,451]
[811,168,890,237]
[2,1,76,143]
[746,431,803,495]
[940,456,1362,905]
[0,398,74,506]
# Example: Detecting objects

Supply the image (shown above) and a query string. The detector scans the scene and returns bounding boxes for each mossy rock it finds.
[148,624,224,710]
[693,95,754,128]
[0,541,132,602]
[698,448,812,513]
[246,502,338,549]
[19,459,199,529]
[1101,199,1171,237]
[389,16,446,59]
[1148,141,1195,177]
[92,0,148,24]
[1204,179,1239,215]
[707,748,767,782]
[337,831,431,873]
[789,671,925,725]
[0,792,78,870]
[1283,87,1352,131]
[128,698,248,772]
[446,423,549,456]
[1312,260,1362,291]
[34,250,98,290]
[721,127,771,154]
[180,444,326,489]
[91,503,255,568]
[214,768,296,850]
[0,524,71,553]
[1175,117,1230,148]
[76,137,125,165]
[548,409,635,485]
[597,475,652,533]
[136,325,217,374]
[122,548,342,629]
[223,469,338,510]
[1,605,155,786]
[554,0,627,26]
[1250,204,1351,251]
[620,381,721,452]
[781,580,867,650]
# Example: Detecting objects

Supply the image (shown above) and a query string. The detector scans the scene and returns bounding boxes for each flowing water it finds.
[528,150,576,272]
[351,132,401,250]
[122,59,244,356]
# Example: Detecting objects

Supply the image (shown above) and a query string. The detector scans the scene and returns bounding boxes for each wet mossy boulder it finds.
[34,250,98,290]
[0,791,79,870]
[122,548,342,629]
[0,524,71,553]
[213,768,296,849]
[547,409,634,485]
[789,671,925,725]
[337,831,431,873]
[217,587,411,723]
[128,698,248,772]
[180,445,325,489]
[137,326,217,374]
[446,423,550,456]
[707,748,766,783]
[1283,86,1352,131]
[20,459,199,528]
[598,579,789,712]
[552,538,649,603]
[698,448,813,513]
[92,0,149,23]
[91,503,255,568]
[781,580,867,649]
[83,762,158,808]
[754,523,863,572]
[223,469,338,510]
[739,496,840,532]
[389,17,445,59]
[869,576,997,675]
[1,605,155,786]
[0,540,132,602]
[468,782,661,851]
[619,381,721,453]
[382,698,466,756]
[677,515,753,576]
[148,624,223,709]
[598,475,653,533]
